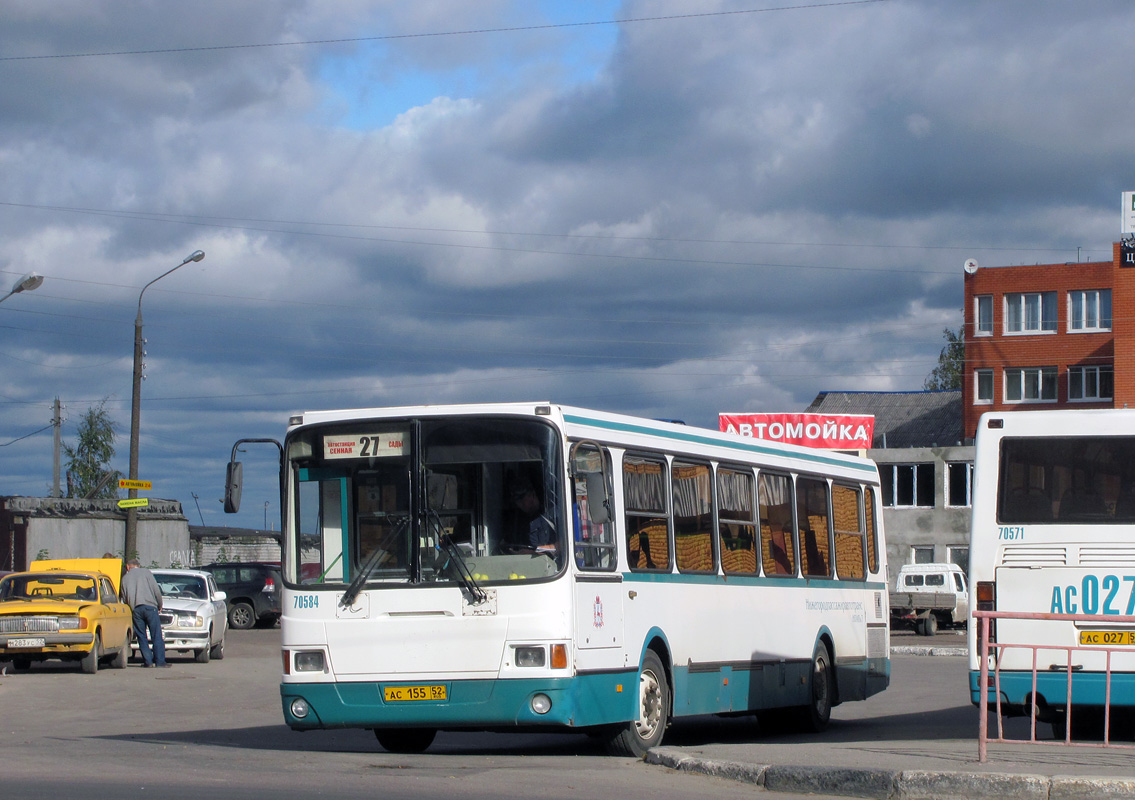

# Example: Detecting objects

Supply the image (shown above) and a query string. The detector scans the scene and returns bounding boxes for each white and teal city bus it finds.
[224,403,890,755]
[968,409,1135,735]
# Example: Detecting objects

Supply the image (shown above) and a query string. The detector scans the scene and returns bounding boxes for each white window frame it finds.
[1067,289,1112,333]
[1068,365,1114,402]
[1004,292,1057,335]
[880,463,935,509]
[1004,366,1057,404]
[911,545,934,564]
[974,369,994,404]
[975,295,993,336]
[946,462,974,507]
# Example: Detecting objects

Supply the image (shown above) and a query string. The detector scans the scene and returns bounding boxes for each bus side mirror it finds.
[585,471,610,524]
[224,461,243,514]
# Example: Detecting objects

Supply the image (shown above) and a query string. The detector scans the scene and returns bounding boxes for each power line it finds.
[0,2,888,63]
[1,424,52,447]
[0,201,1089,255]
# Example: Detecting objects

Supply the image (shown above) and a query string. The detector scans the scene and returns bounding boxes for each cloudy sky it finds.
[1,0,1131,532]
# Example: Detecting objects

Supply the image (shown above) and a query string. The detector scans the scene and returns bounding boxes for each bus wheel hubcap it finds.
[636,669,662,739]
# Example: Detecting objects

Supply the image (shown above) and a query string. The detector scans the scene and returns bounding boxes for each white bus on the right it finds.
[969,408,1135,736]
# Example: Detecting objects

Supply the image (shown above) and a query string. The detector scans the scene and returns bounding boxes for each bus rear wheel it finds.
[603,649,669,757]
[802,643,834,732]
[374,728,437,753]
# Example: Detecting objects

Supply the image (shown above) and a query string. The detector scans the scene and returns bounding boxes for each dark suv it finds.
[198,562,281,629]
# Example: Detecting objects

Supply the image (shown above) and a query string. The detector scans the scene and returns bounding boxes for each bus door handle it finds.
[1049,664,1083,671]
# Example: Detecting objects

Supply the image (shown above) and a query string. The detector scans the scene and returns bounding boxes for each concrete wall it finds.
[27,517,190,568]
[192,536,282,567]
[2,496,190,570]
[870,444,974,587]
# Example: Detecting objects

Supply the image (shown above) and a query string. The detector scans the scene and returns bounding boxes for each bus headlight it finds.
[530,694,552,715]
[514,646,545,667]
[294,651,326,672]
[290,698,310,719]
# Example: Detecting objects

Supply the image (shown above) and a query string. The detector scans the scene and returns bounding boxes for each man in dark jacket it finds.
[121,559,169,668]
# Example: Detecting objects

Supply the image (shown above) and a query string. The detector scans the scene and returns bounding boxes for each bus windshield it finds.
[288,416,565,588]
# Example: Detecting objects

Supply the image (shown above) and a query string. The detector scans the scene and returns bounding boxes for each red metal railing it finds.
[975,609,1135,762]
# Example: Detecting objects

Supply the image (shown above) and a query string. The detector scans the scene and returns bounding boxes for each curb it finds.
[644,749,1135,800]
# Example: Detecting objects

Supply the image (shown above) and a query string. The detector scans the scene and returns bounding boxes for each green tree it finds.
[64,399,121,499]
[924,325,964,391]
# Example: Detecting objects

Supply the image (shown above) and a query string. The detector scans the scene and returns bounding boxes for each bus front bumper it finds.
[281,672,637,732]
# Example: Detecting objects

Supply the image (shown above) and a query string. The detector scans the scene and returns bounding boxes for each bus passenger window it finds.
[624,455,671,572]
[718,468,757,575]
[865,487,878,573]
[832,484,865,581]
[797,477,831,578]
[759,472,795,576]
[673,461,713,573]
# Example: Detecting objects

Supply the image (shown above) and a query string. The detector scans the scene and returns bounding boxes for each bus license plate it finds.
[383,685,447,702]
[1079,631,1135,646]
[7,637,45,648]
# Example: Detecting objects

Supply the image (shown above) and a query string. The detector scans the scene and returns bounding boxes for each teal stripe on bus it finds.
[562,413,877,475]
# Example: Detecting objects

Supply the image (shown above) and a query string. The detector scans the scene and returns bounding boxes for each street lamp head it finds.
[184,250,205,265]
[12,272,44,294]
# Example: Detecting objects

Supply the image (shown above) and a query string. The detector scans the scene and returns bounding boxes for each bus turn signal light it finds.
[551,644,568,670]
[976,581,995,610]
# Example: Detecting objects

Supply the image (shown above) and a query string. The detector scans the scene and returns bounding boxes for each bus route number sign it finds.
[383,685,447,702]
[324,432,406,460]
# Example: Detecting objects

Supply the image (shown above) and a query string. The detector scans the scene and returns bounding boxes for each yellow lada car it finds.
[0,558,132,673]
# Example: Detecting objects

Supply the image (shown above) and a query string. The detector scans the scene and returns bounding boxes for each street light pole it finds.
[124,250,205,560]
[0,272,45,304]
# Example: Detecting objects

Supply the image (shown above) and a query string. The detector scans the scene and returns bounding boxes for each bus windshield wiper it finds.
[426,507,487,604]
[339,514,408,608]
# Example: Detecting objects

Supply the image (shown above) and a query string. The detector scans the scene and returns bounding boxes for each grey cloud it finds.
[1,0,1129,528]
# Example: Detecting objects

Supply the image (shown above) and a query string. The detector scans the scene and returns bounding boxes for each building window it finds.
[1068,365,1114,401]
[947,462,973,507]
[880,463,935,508]
[1068,290,1111,332]
[975,369,994,404]
[1004,367,1057,403]
[975,295,993,336]
[911,545,934,564]
[1004,292,1056,334]
[948,546,969,576]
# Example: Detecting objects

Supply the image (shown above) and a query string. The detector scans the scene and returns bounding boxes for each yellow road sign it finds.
[119,479,152,490]
[117,498,149,509]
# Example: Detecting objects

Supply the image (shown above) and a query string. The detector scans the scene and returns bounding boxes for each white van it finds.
[890,563,969,635]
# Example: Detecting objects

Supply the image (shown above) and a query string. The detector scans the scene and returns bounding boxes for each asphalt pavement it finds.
[645,630,1135,800]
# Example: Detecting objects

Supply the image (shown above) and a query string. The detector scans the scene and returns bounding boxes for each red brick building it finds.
[962,242,1135,440]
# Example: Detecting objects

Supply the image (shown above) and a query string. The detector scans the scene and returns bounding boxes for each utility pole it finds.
[52,397,63,498]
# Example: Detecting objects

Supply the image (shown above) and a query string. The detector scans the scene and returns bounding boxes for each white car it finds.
[132,569,228,663]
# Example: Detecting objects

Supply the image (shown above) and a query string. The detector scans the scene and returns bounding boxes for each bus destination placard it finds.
[323,432,406,460]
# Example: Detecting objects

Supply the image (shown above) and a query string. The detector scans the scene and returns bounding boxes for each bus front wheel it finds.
[374,727,437,753]
[603,650,669,757]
